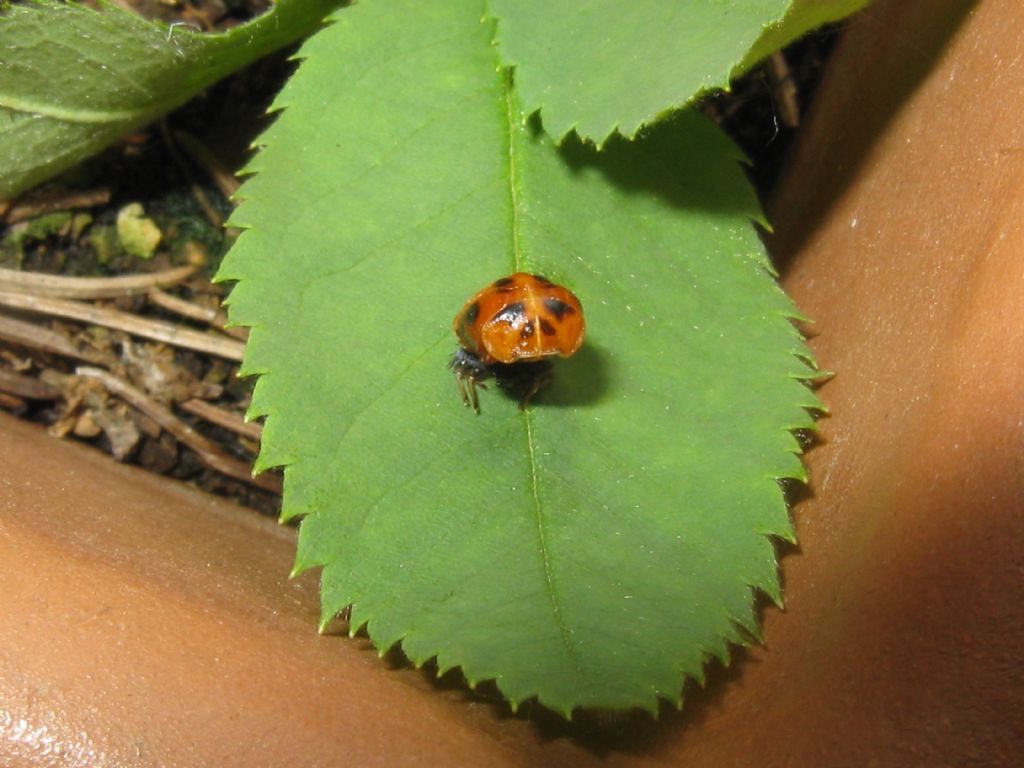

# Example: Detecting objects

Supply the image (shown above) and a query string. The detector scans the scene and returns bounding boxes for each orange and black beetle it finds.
[450,273,585,412]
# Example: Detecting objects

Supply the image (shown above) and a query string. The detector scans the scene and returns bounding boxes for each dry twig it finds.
[1,187,112,225]
[147,287,247,340]
[0,368,61,400]
[0,264,196,300]
[0,312,107,364]
[0,291,245,361]
[767,52,800,129]
[76,366,280,494]
[160,120,224,228]
[173,129,241,199]
[180,398,263,442]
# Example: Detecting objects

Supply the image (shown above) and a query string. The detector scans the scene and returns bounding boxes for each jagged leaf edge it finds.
[217,11,824,718]
[216,13,348,483]
[486,0,871,146]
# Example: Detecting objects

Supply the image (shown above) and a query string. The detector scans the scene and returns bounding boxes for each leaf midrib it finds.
[502,67,579,674]
[0,94,177,125]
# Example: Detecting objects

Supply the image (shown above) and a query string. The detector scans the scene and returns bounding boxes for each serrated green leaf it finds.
[739,0,873,75]
[489,0,871,145]
[219,0,819,714]
[0,0,342,199]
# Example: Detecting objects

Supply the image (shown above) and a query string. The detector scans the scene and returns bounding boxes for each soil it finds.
[0,0,841,517]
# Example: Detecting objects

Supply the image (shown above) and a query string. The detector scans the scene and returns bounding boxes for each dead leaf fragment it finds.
[116,203,162,259]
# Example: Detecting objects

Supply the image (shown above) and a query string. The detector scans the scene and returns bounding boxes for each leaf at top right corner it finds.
[489,0,872,146]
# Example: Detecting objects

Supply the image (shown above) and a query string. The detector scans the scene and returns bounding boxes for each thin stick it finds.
[0,292,245,361]
[160,120,223,228]
[0,392,25,410]
[0,264,196,300]
[180,398,263,442]
[0,312,108,365]
[0,368,61,400]
[147,287,247,340]
[767,52,800,129]
[76,367,280,494]
[1,187,112,225]
[174,129,240,199]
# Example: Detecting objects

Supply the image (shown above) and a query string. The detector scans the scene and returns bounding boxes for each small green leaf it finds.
[0,0,342,199]
[489,0,871,145]
[220,0,819,714]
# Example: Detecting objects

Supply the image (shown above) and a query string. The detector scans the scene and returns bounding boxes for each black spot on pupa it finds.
[491,301,525,324]
[463,301,480,324]
[519,322,535,340]
[539,318,557,336]
[531,274,554,286]
[492,277,516,292]
[543,297,574,319]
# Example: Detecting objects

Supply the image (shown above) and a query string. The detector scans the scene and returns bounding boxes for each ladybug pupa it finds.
[449,272,585,412]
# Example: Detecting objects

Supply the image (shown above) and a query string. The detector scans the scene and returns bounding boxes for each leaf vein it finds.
[300,89,490,206]
[311,178,497,286]
[0,93,168,124]
[334,27,484,101]
[322,332,452,455]
[523,410,580,672]
[330,417,522,592]
[504,73,523,272]
[504,69,579,672]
